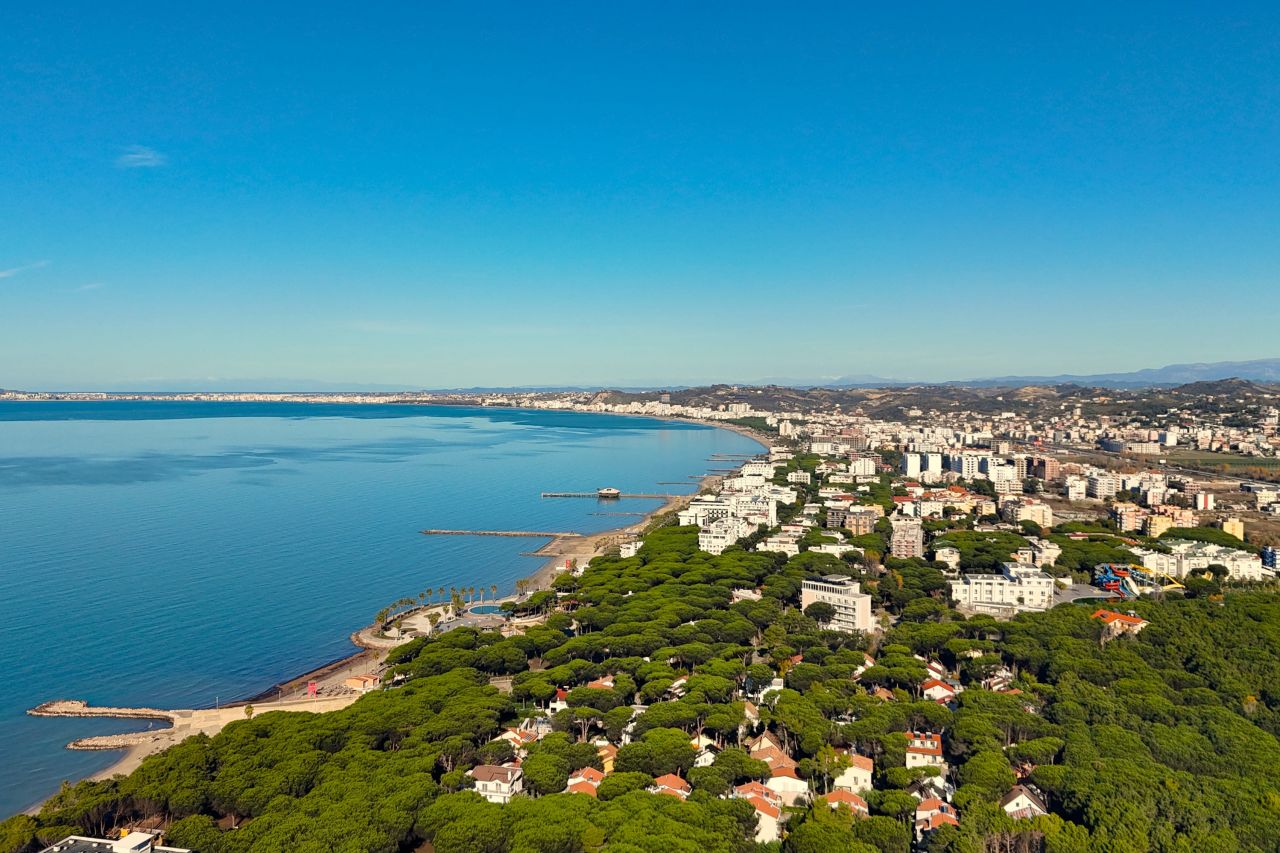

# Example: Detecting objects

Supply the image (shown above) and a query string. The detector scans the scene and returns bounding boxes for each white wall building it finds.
[698,516,755,555]
[949,562,1055,615]
[1136,540,1271,581]
[800,575,875,634]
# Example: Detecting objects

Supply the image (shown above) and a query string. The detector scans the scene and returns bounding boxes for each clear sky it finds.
[3,3,1278,389]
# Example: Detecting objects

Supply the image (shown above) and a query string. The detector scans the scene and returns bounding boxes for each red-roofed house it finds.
[734,781,779,802]
[564,766,605,797]
[765,765,809,806]
[751,744,798,774]
[823,789,869,815]
[905,732,946,773]
[915,799,959,840]
[732,782,785,843]
[1091,609,1149,638]
[833,752,874,793]
[745,796,782,842]
[495,728,540,755]
[469,764,524,804]
[649,774,691,799]
[921,678,957,704]
[745,730,785,753]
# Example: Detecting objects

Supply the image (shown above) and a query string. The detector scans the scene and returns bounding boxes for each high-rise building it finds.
[890,518,925,559]
[801,575,874,634]
[902,453,923,479]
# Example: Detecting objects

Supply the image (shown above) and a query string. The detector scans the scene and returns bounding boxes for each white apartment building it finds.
[800,575,875,634]
[947,451,986,480]
[1088,473,1119,499]
[1064,476,1087,501]
[699,516,756,555]
[848,456,878,477]
[1001,498,1053,527]
[949,563,1055,615]
[902,453,923,479]
[1135,541,1271,582]
[890,517,925,559]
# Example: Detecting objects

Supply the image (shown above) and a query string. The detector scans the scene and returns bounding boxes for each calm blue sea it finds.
[0,401,760,816]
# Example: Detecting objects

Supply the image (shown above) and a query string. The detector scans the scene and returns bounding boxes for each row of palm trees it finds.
[377,581,532,631]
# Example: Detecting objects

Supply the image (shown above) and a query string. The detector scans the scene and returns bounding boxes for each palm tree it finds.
[469,585,477,603]
[437,586,446,600]
[490,583,499,601]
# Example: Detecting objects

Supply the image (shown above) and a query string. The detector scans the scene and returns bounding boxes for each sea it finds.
[0,401,762,816]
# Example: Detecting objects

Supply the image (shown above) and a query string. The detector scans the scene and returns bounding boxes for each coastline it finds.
[21,412,766,815]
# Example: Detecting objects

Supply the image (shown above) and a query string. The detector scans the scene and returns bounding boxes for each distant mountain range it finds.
[819,358,1280,390]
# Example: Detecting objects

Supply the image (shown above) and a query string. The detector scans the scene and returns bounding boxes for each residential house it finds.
[1000,785,1049,820]
[733,783,785,844]
[920,678,958,704]
[596,742,618,773]
[649,773,691,800]
[832,753,874,793]
[915,799,960,841]
[469,764,523,804]
[822,789,869,816]
[765,765,809,806]
[906,775,955,803]
[1091,609,1149,638]
[565,766,605,797]
[495,727,540,756]
[905,732,947,773]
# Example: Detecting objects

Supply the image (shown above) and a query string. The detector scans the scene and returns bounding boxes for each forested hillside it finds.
[5,527,1280,853]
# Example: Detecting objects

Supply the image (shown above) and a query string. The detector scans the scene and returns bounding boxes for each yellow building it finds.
[1144,515,1174,538]
[1221,517,1245,541]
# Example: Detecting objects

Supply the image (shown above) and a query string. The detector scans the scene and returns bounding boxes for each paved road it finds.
[1054,582,1110,606]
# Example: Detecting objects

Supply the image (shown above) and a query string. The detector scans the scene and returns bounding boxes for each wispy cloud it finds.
[75,282,105,292]
[0,260,49,279]
[116,145,167,168]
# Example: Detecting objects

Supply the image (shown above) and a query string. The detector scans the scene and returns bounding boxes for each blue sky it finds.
[2,3,1278,389]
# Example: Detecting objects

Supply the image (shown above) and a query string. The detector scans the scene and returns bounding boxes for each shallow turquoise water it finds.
[0,401,760,816]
